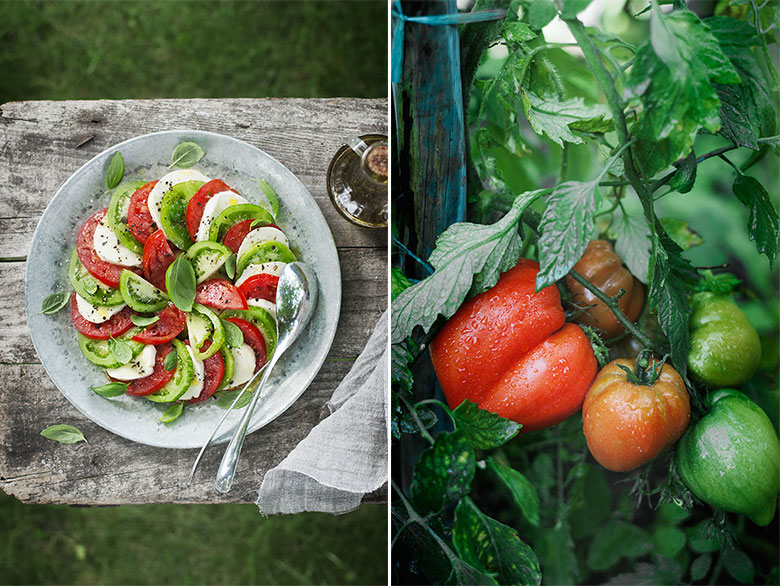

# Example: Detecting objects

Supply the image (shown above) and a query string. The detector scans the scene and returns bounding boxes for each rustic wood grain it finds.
[0,98,388,505]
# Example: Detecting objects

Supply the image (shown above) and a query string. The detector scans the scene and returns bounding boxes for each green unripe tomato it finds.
[688,292,760,387]
[676,389,779,526]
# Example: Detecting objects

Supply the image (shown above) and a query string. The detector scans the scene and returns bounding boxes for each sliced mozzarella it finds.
[236,227,289,261]
[247,298,277,320]
[235,261,286,288]
[75,293,127,323]
[146,169,210,231]
[229,343,256,388]
[106,344,156,380]
[93,217,142,267]
[195,190,250,242]
[179,346,206,401]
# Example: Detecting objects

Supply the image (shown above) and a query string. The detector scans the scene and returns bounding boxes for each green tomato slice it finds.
[119,269,169,312]
[146,339,194,403]
[219,306,277,357]
[216,343,235,392]
[208,204,274,242]
[68,249,125,307]
[185,241,232,284]
[77,328,145,369]
[236,241,296,278]
[186,303,225,360]
[159,180,204,251]
[106,181,146,254]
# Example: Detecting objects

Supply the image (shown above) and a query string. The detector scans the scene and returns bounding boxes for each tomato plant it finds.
[391,0,779,584]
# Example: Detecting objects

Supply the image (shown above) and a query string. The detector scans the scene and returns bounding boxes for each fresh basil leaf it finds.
[40,424,87,445]
[521,90,612,147]
[660,217,704,251]
[160,402,184,423]
[163,349,178,372]
[222,319,244,348]
[108,337,133,365]
[165,255,196,312]
[526,0,556,30]
[391,189,545,343]
[214,389,252,410]
[106,151,125,190]
[410,431,475,515]
[489,459,540,527]
[224,254,237,281]
[732,174,779,268]
[131,314,160,327]
[610,209,652,284]
[169,141,205,169]
[390,268,413,301]
[453,497,542,586]
[90,381,128,398]
[452,400,520,450]
[41,291,70,315]
[255,179,280,218]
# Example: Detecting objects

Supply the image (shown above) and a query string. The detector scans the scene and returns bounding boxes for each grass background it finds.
[0,1,387,585]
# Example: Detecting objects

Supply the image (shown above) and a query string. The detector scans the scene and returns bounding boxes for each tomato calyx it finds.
[616,349,668,386]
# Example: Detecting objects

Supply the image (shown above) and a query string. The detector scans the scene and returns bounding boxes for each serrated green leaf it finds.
[453,497,542,586]
[391,268,413,301]
[690,553,712,581]
[561,0,592,18]
[521,90,612,147]
[106,151,125,189]
[503,21,536,44]
[169,141,205,169]
[610,209,652,284]
[410,432,476,515]
[40,424,87,445]
[587,520,653,571]
[452,400,520,449]
[391,340,416,395]
[526,0,556,30]
[160,402,184,423]
[695,270,741,294]
[652,525,686,558]
[686,520,724,554]
[90,381,128,398]
[668,150,697,193]
[568,464,611,539]
[660,217,704,250]
[391,189,545,343]
[489,459,540,527]
[732,174,779,268]
[536,522,579,585]
[391,396,437,440]
[722,548,755,584]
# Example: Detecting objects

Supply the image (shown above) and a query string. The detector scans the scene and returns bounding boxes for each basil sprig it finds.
[90,381,128,398]
[169,141,205,169]
[40,424,87,444]
[41,291,69,315]
[106,151,125,189]
[165,256,197,312]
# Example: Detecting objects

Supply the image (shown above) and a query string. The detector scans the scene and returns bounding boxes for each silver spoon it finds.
[214,262,318,493]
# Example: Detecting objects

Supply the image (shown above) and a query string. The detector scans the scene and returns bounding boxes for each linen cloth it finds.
[257,311,388,514]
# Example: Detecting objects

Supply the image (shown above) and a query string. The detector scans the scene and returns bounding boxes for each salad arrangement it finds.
[51,142,296,423]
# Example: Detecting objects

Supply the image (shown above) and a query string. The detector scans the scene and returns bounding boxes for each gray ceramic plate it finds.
[25,130,341,449]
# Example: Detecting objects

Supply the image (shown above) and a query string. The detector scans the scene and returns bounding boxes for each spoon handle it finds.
[215,357,277,493]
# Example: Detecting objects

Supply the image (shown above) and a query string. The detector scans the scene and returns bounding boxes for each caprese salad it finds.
[62,147,296,422]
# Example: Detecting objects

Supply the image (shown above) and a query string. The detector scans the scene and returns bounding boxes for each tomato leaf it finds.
[668,150,697,194]
[521,90,612,147]
[695,270,741,295]
[90,381,128,398]
[410,431,475,515]
[222,319,244,349]
[731,174,779,269]
[40,424,87,445]
[451,400,520,450]
[41,291,70,315]
[488,459,540,527]
[106,151,125,190]
[453,498,542,586]
[660,217,704,251]
[723,548,755,584]
[108,337,133,365]
[391,339,417,396]
[610,208,652,284]
[169,141,205,169]
[391,394,437,440]
[165,255,197,312]
[587,520,653,571]
[652,525,686,558]
[130,314,160,327]
[560,0,592,18]
[503,21,536,44]
[163,349,178,372]
[391,189,545,343]
[160,402,184,423]
[690,554,712,581]
[390,268,413,301]
[536,521,579,585]
[526,0,556,29]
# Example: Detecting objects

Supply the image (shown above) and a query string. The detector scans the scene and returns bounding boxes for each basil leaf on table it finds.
[222,319,244,348]
[106,151,125,189]
[40,424,87,444]
[160,402,184,423]
[41,291,70,315]
[169,142,205,169]
[163,350,178,372]
[165,255,197,312]
[131,314,160,327]
[90,381,128,397]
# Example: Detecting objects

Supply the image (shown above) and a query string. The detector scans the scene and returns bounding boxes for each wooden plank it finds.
[0,99,388,505]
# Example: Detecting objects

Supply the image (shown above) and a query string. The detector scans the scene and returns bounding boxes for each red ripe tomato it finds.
[126,181,159,244]
[186,179,236,240]
[77,208,133,288]
[125,343,176,396]
[195,279,248,310]
[237,273,279,303]
[188,344,226,404]
[131,304,186,344]
[70,292,133,340]
[142,229,177,291]
[223,317,267,372]
[223,219,281,253]
[430,258,598,433]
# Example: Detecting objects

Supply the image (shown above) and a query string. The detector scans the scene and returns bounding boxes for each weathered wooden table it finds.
[0,98,387,505]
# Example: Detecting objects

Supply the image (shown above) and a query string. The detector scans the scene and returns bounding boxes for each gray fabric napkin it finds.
[256,311,388,515]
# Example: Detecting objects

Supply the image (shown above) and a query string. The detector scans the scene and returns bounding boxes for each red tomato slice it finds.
[188,342,225,404]
[223,220,281,253]
[127,181,159,244]
[131,304,186,345]
[195,279,248,310]
[237,273,279,303]
[70,292,134,340]
[125,343,176,396]
[223,317,267,373]
[142,229,177,291]
[77,208,134,288]
[186,179,237,240]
